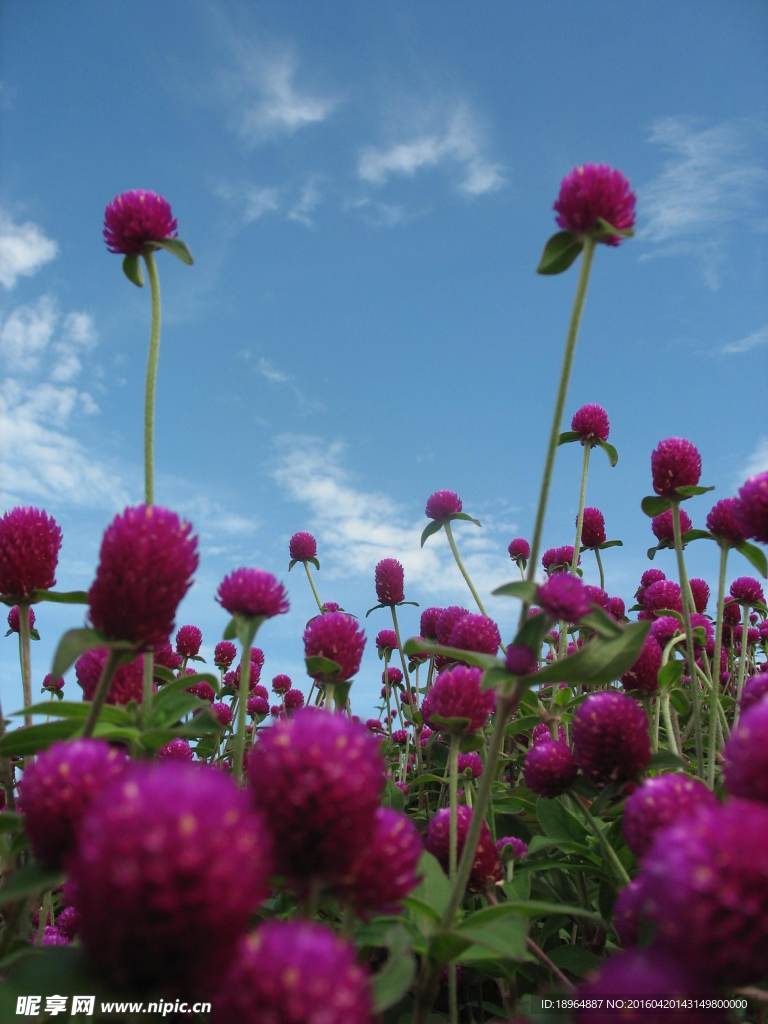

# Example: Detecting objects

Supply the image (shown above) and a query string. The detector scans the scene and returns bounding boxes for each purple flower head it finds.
[158,737,193,761]
[575,951,702,1022]
[505,643,538,676]
[289,531,317,561]
[422,666,495,735]
[537,574,591,623]
[175,624,202,658]
[651,507,691,543]
[375,558,405,605]
[612,877,647,948]
[606,596,625,620]
[247,694,269,717]
[554,164,636,245]
[425,489,463,520]
[153,641,182,675]
[248,708,384,885]
[284,688,304,712]
[186,679,214,702]
[89,505,198,649]
[435,606,470,644]
[382,666,403,688]
[303,611,366,682]
[0,506,62,599]
[584,584,608,609]
[573,690,651,784]
[724,700,768,804]
[622,773,718,858]
[532,721,566,745]
[507,537,530,561]
[103,190,178,255]
[730,576,765,606]
[42,673,64,692]
[214,641,237,670]
[706,497,747,546]
[391,728,409,746]
[496,836,528,862]
[426,806,501,889]
[217,567,289,620]
[7,605,35,633]
[737,471,768,543]
[458,752,483,778]
[636,569,666,603]
[651,437,702,498]
[580,507,606,549]
[75,648,145,706]
[38,926,69,947]
[642,579,683,615]
[689,577,710,613]
[741,673,768,715]
[271,673,291,695]
[620,634,662,695]
[209,701,232,728]
[449,613,501,655]
[375,628,399,655]
[524,740,577,797]
[214,922,374,1024]
[56,905,80,940]
[419,607,441,640]
[571,403,610,442]
[339,807,422,917]
[649,615,680,648]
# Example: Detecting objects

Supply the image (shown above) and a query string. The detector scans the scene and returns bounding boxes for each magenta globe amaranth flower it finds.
[571,403,610,442]
[213,640,237,670]
[271,673,291,694]
[580,507,606,548]
[532,722,566,745]
[425,489,463,520]
[606,595,625,620]
[214,921,374,1024]
[536,574,591,623]
[42,673,64,692]
[284,688,304,712]
[209,701,232,727]
[737,471,768,543]
[375,628,398,654]
[651,507,691,543]
[448,613,501,655]
[612,878,646,947]
[650,437,702,498]
[426,806,502,889]
[505,643,538,676]
[217,567,289,620]
[642,579,682,615]
[524,740,577,797]
[458,752,483,779]
[7,605,35,633]
[103,189,178,255]
[554,165,636,245]
[88,505,198,649]
[303,611,366,682]
[0,506,62,599]
[19,739,129,868]
[620,634,662,695]
[289,530,317,561]
[730,575,765,606]
[247,694,269,717]
[507,537,530,561]
[541,544,577,573]
[374,558,405,605]
[575,950,706,1023]
[174,624,202,658]
[572,690,651,784]
[422,666,495,735]
[741,673,768,714]
[724,700,768,804]
[158,738,193,761]
[706,497,747,546]
[382,666,403,689]
[496,836,528,862]
[339,807,422,916]
[247,708,384,885]
[621,773,718,858]
[419,607,441,639]
[689,577,709,613]
[75,648,145,705]
[435,605,470,644]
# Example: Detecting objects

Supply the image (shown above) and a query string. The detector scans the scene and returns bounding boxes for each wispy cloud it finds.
[287,177,323,227]
[0,210,58,290]
[237,352,324,414]
[720,324,768,356]
[344,196,412,229]
[215,178,322,228]
[358,102,505,198]
[736,437,768,485]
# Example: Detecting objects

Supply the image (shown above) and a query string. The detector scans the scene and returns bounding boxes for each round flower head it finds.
[572,690,651,784]
[496,836,528,862]
[651,507,691,543]
[532,722,566,745]
[541,544,577,573]
[730,576,764,606]
[580,507,606,549]
[622,773,718,858]
[724,700,768,804]
[186,678,214,702]
[391,728,409,746]
[651,437,702,498]
[214,921,374,1024]
[103,189,178,255]
[75,648,145,705]
[425,489,462,520]
[19,739,129,868]
[435,606,470,644]
[247,708,384,885]
[505,643,538,676]
[449,613,501,655]
[419,607,441,639]
[271,673,291,695]
[554,164,636,245]
[289,531,317,561]
[641,798,768,985]
[642,579,682,615]
[575,950,705,1023]
[688,577,709,613]
[425,806,502,889]
[636,569,666,604]
[741,673,768,715]
[89,505,198,648]
[507,537,530,561]
[524,740,577,797]
[612,877,647,948]
[158,738,193,761]
[422,666,495,735]
[56,905,80,940]
[71,762,273,992]
[284,688,304,712]
[0,506,62,598]
[737,471,768,543]
[606,596,625,620]
[321,601,341,613]
[38,926,69,947]
[303,611,366,682]
[42,673,64,692]
[571,404,610,442]
[458,752,484,779]
[214,640,237,670]
[217,567,289,619]
[706,497,746,546]
[382,666,403,689]
[375,628,398,655]
[7,605,35,633]
[620,634,662,695]
[175,624,202,658]
[537,574,591,623]
[154,641,182,675]
[374,558,405,605]
[649,615,680,649]
[339,807,422,916]
[248,694,269,717]
[209,701,232,728]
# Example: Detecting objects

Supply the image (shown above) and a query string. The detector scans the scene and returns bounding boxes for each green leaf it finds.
[558,430,581,445]
[675,484,715,498]
[657,661,684,690]
[682,529,715,544]
[481,666,519,691]
[513,611,551,654]
[450,512,482,527]
[548,944,603,978]
[371,926,416,1013]
[0,863,65,905]
[28,589,89,605]
[12,701,129,725]
[594,217,634,240]
[402,637,499,670]
[381,778,406,811]
[536,797,587,845]
[492,580,538,602]
[426,713,471,733]
[598,539,624,550]
[501,898,602,922]
[736,540,768,579]
[646,750,687,772]
[408,852,450,919]
[529,621,650,687]
[420,520,444,548]
[223,617,237,640]
[579,608,623,639]
[50,628,107,679]
[641,495,672,517]
[305,654,343,679]
[365,603,385,618]
[0,812,23,833]
[537,231,583,275]
[308,557,320,571]
[150,237,194,265]
[122,253,143,287]
[596,439,619,467]
[288,559,298,571]
[0,719,81,756]
[456,904,528,960]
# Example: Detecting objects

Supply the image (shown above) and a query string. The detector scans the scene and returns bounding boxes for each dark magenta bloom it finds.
[541,544,577,573]
[38,926,69,947]
[103,189,178,255]
[524,740,577,797]
[435,606,470,644]
[6,605,35,633]
[0,506,62,598]
[375,628,398,654]
[724,700,768,804]
[571,404,610,442]
[214,921,374,1024]
[339,807,422,916]
[210,701,232,727]
[537,574,591,623]
[730,576,765,606]
[554,164,636,245]
[651,437,702,498]
[175,624,202,658]
[580,507,606,549]
[425,489,463,520]
[75,648,145,706]
[741,673,768,714]
[303,611,366,682]
[284,688,304,712]
[575,950,705,1023]
[391,728,409,746]
[505,643,538,676]
[375,558,405,605]
[448,613,501,655]
[496,836,528,861]
[620,634,662,695]
[606,596,625,620]
[706,497,747,546]
[425,806,501,889]
[532,722,566,745]
[612,877,647,947]
[458,752,483,778]
[214,641,237,670]
[289,531,317,561]
[642,579,682,615]
[217,567,289,619]
[507,537,530,561]
[271,673,291,694]
[158,738,193,760]
[89,505,198,648]
[651,507,691,543]
[382,667,403,689]
[186,679,214,702]
[154,640,182,675]
[247,694,269,717]
[572,690,651,784]
[421,666,495,735]
[622,773,718,858]
[419,607,441,639]
[42,673,64,692]
[689,577,710,613]
[737,471,768,543]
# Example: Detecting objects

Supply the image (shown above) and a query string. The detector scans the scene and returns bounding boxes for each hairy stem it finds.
[82,650,122,738]
[302,560,323,613]
[706,544,729,787]
[671,502,704,775]
[17,604,33,728]
[142,251,162,506]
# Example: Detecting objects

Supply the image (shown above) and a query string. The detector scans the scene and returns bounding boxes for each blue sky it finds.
[1,0,766,719]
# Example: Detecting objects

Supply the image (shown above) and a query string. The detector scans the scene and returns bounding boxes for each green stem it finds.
[671,502,704,775]
[82,650,122,738]
[661,693,680,756]
[706,544,729,787]
[448,736,460,880]
[142,251,162,506]
[571,443,592,570]
[390,605,414,702]
[17,604,33,728]
[733,603,751,727]
[572,794,629,886]
[593,546,605,591]
[302,561,323,613]
[142,652,154,723]
[444,520,489,618]
[233,632,255,785]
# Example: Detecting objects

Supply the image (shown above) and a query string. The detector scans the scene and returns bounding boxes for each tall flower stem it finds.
[142,251,162,506]
[733,604,751,727]
[448,734,461,1024]
[82,650,122,738]
[671,503,704,775]
[593,547,605,590]
[706,544,729,787]
[302,561,323,613]
[142,652,154,723]
[17,605,33,728]
[661,692,680,756]
[233,627,257,784]
[390,605,414,702]
[444,520,489,618]
[571,793,630,886]
[571,443,592,570]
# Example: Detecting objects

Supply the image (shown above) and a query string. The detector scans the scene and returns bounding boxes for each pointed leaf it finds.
[594,217,635,239]
[675,484,715,498]
[579,608,623,639]
[529,621,650,686]
[11,701,129,725]
[151,238,194,265]
[641,495,672,517]
[736,540,768,579]
[492,580,538,602]
[371,927,416,1013]
[683,529,715,544]
[450,512,482,527]
[402,637,499,670]
[647,545,659,561]
[482,666,520,691]
[647,750,687,772]
[558,430,581,446]
[305,655,343,679]
[308,557,320,571]
[29,589,89,605]
[657,661,684,690]
[0,863,65,906]
[365,604,385,618]
[420,520,444,548]
[596,439,619,467]
[288,559,298,572]
[0,719,81,756]
[122,253,143,287]
[50,628,107,679]
[513,611,551,654]
[537,231,583,275]
[599,539,623,550]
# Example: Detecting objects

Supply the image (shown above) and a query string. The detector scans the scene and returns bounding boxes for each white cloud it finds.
[0,294,57,371]
[288,177,322,227]
[215,182,281,224]
[737,437,768,484]
[720,324,768,356]
[0,211,58,290]
[255,356,289,384]
[358,102,505,197]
